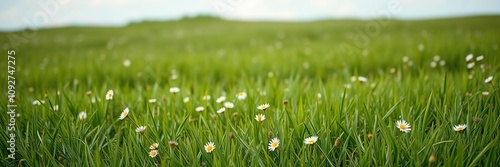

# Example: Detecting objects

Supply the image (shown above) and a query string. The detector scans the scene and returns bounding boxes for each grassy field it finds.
[1,15,499,166]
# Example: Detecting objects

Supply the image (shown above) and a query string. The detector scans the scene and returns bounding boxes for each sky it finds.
[1,0,500,31]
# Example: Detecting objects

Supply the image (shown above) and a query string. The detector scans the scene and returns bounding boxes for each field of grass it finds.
[1,15,499,166]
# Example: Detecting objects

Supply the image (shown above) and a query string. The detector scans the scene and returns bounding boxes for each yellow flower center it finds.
[399,124,406,130]
[238,92,244,96]
[271,142,278,147]
[457,127,463,131]
[150,151,157,156]
[308,139,315,143]
[206,145,213,151]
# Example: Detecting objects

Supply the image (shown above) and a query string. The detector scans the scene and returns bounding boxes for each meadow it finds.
[0,15,499,166]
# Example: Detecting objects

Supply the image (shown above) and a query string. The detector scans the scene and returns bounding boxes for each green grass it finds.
[1,15,499,166]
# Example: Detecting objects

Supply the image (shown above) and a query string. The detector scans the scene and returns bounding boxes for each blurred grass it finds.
[0,16,499,166]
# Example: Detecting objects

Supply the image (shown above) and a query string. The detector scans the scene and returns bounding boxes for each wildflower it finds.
[195,106,204,112]
[204,142,215,153]
[396,120,411,133]
[183,97,190,103]
[351,76,367,83]
[136,126,147,134]
[105,90,114,100]
[85,91,92,97]
[169,87,180,94]
[467,62,475,69]
[304,136,318,145]
[216,96,226,103]
[148,99,157,103]
[257,103,270,111]
[168,141,178,148]
[485,76,493,84]
[224,102,234,109]
[217,107,226,114]
[482,92,489,96]
[402,56,409,63]
[78,111,87,120]
[282,100,289,106]
[236,92,247,100]
[367,133,373,139]
[119,107,130,120]
[476,55,484,61]
[32,100,45,105]
[150,143,159,150]
[149,150,158,158]
[268,138,280,151]
[465,54,474,62]
[202,95,211,100]
[433,55,440,61]
[53,105,59,111]
[255,114,266,122]
[430,61,437,68]
[453,124,467,133]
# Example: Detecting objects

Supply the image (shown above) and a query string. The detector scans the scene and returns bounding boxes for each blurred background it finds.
[1,0,500,31]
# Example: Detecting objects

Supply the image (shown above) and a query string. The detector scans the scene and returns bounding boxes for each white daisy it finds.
[304,136,318,145]
[123,59,131,67]
[224,102,234,109]
[476,55,484,61]
[195,106,204,112]
[136,126,147,134]
[216,96,226,103]
[257,103,270,111]
[202,95,211,101]
[78,111,87,120]
[148,99,157,103]
[119,107,130,120]
[485,76,493,84]
[467,62,475,69]
[32,100,45,105]
[453,124,467,132]
[150,143,159,150]
[217,107,226,114]
[465,53,474,62]
[255,114,266,122]
[183,97,190,103]
[149,150,158,158]
[396,120,411,133]
[268,138,280,151]
[204,142,215,153]
[236,92,247,100]
[105,90,114,100]
[169,87,180,94]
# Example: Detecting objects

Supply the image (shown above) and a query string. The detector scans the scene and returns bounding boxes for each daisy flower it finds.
[396,120,411,133]
[217,107,226,114]
[453,124,467,133]
[53,105,59,111]
[78,111,87,120]
[236,92,247,100]
[119,107,130,120]
[148,99,157,103]
[467,62,475,69]
[150,143,159,150]
[224,102,234,109]
[105,90,114,100]
[304,136,318,145]
[257,103,270,111]
[476,55,484,61]
[268,138,280,151]
[204,142,215,153]
[183,97,190,103]
[351,76,368,83]
[216,96,226,103]
[149,150,158,158]
[485,76,493,84]
[255,114,266,122]
[482,92,489,96]
[169,87,180,94]
[32,100,45,105]
[136,126,146,134]
[465,54,474,62]
[195,106,204,112]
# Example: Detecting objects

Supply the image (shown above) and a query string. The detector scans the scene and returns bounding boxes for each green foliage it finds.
[0,16,499,166]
